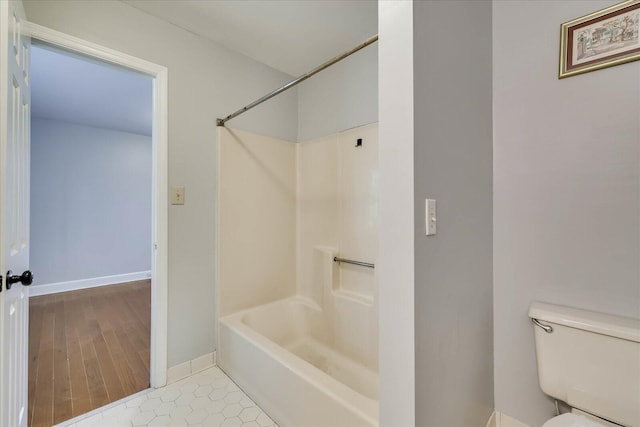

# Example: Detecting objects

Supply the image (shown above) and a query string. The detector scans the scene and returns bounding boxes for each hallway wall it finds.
[30,118,151,289]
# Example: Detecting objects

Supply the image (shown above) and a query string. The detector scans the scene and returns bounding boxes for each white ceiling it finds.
[30,2,377,135]
[122,0,378,76]
[31,44,153,136]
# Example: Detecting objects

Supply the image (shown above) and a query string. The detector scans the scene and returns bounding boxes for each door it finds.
[0,0,31,426]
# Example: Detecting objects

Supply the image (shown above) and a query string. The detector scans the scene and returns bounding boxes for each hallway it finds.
[29,280,151,426]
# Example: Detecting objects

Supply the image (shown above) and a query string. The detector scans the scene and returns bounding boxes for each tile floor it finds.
[62,367,277,427]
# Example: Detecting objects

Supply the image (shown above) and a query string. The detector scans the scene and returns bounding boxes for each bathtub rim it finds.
[218,296,379,425]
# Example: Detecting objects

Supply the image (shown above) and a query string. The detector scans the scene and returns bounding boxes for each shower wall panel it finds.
[217,127,297,317]
[296,123,378,304]
[296,122,379,370]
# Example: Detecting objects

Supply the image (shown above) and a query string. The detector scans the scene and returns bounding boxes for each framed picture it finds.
[559,0,640,78]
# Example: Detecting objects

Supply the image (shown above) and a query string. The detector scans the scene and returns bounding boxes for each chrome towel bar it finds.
[333,257,375,269]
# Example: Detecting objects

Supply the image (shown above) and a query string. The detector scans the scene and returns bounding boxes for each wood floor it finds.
[28,280,151,427]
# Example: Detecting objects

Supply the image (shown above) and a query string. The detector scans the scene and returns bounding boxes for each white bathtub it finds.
[218,296,379,427]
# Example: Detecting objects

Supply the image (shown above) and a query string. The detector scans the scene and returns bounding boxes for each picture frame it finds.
[559,0,640,78]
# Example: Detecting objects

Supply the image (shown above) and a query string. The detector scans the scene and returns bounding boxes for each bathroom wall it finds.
[493,1,640,425]
[30,118,151,288]
[413,1,494,426]
[217,128,296,317]
[23,0,298,367]
[297,46,378,142]
[296,123,378,369]
[377,1,416,425]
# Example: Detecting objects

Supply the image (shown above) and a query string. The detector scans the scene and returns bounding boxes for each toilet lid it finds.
[543,413,606,427]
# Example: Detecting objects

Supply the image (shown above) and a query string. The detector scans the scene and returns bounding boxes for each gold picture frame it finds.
[559,0,640,78]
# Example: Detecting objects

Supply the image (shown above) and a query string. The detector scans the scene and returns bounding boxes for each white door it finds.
[0,0,31,426]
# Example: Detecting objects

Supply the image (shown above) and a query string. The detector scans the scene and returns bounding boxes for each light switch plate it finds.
[425,199,436,235]
[171,186,185,205]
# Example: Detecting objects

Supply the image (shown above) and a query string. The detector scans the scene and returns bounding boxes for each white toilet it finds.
[529,302,640,427]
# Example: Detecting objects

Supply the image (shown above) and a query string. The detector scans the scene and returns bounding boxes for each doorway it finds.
[23,23,168,426]
[27,42,152,426]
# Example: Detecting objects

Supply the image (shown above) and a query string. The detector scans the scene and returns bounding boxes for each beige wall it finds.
[297,123,378,369]
[493,1,640,425]
[217,128,296,317]
[23,0,299,367]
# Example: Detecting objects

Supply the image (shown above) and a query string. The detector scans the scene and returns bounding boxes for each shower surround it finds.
[217,124,379,427]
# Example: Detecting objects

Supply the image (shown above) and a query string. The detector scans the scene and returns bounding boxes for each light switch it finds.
[171,186,185,205]
[425,199,436,235]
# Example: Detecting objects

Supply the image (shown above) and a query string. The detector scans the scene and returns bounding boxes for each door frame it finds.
[24,22,169,388]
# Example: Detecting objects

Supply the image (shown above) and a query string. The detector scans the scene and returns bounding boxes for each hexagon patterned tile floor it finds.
[61,367,277,427]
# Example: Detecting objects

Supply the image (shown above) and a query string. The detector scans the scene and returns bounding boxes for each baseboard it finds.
[167,351,216,384]
[494,411,530,427]
[29,271,152,296]
[486,411,497,427]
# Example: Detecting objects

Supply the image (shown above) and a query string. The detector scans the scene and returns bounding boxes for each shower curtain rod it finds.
[216,34,379,127]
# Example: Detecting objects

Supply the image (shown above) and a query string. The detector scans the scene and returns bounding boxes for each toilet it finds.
[529,302,640,427]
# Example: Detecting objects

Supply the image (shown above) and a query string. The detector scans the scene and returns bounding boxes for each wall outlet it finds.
[171,186,185,205]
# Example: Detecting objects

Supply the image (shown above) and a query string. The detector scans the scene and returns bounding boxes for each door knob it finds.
[6,270,33,290]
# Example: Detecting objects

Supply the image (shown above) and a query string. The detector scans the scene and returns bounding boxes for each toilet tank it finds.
[529,302,640,427]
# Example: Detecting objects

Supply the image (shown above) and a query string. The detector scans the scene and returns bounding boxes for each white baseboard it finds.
[494,411,530,427]
[167,360,191,384]
[167,351,216,384]
[29,271,152,296]
[486,411,497,427]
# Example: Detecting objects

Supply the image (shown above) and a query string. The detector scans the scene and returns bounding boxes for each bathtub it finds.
[218,296,379,427]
